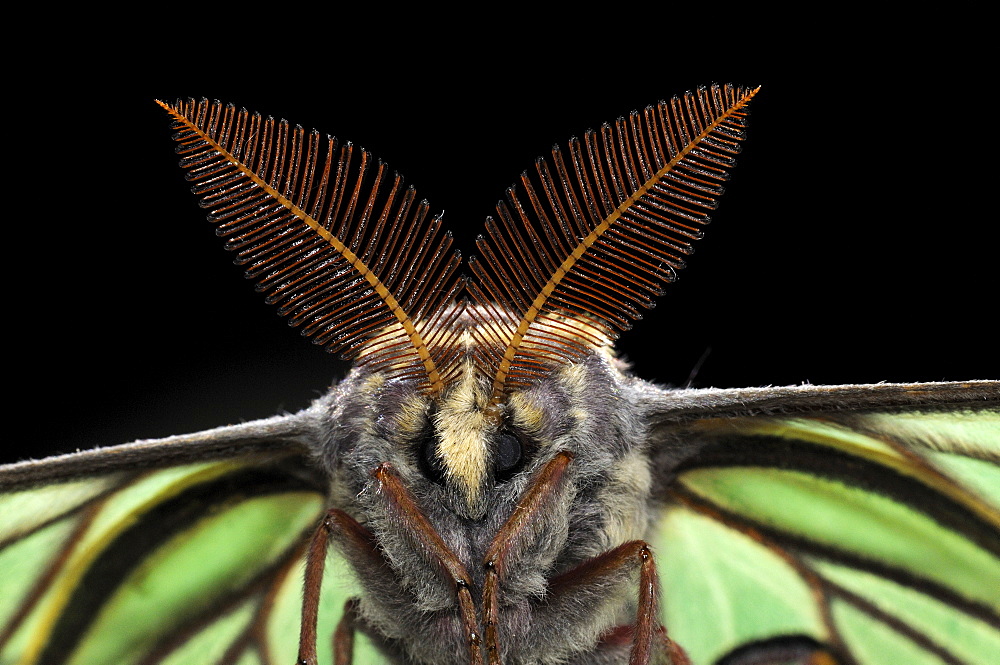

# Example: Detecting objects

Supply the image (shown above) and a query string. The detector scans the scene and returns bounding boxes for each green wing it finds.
[651,389,1000,665]
[0,423,385,665]
[4,387,997,665]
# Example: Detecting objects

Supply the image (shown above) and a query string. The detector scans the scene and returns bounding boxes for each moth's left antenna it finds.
[157,99,466,395]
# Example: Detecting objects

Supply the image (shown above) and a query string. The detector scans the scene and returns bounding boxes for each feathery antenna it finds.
[157,99,465,394]
[158,86,758,404]
[466,84,760,404]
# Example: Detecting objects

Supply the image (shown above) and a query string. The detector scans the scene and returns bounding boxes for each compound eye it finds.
[418,434,446,485]
[496,433,522,479]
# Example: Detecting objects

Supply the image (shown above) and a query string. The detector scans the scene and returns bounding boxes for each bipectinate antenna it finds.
[158,99,465,395]
[465,84,760,406]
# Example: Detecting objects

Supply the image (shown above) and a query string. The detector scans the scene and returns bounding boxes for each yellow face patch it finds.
[374,306,616,510]
[505,389,546,436]
[433,361,495,508]
[429,358,608,508]
[393,391,431,441]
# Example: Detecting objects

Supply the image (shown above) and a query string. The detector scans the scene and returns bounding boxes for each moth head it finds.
[320,307,623,519]
[158,83,757,519]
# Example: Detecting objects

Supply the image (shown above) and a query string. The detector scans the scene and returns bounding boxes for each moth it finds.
[1,84,997,665]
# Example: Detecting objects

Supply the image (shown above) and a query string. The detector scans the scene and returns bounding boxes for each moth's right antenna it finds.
[158,99,466,395]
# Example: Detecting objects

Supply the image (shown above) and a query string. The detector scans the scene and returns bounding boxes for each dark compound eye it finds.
[495,432,522,479]
[418,434,446,485]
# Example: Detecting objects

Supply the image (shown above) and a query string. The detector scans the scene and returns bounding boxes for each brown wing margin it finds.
[465,84,760,403]
[157,99,465,394]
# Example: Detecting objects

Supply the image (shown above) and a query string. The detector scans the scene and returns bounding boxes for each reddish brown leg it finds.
[664,630,691,665]
[632,546,690,665]
[632,545,663,665]
[333,598,360,665]
[373,464,484,665]
[297,510,380,665]
[546,541,689,665]
[297,514,332,665]
[481,452,573,664]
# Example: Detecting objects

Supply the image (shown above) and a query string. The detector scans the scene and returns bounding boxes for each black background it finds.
[6,33,996,465]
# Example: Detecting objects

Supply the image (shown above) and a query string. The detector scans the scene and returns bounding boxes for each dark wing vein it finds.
[667,408,1000,664]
